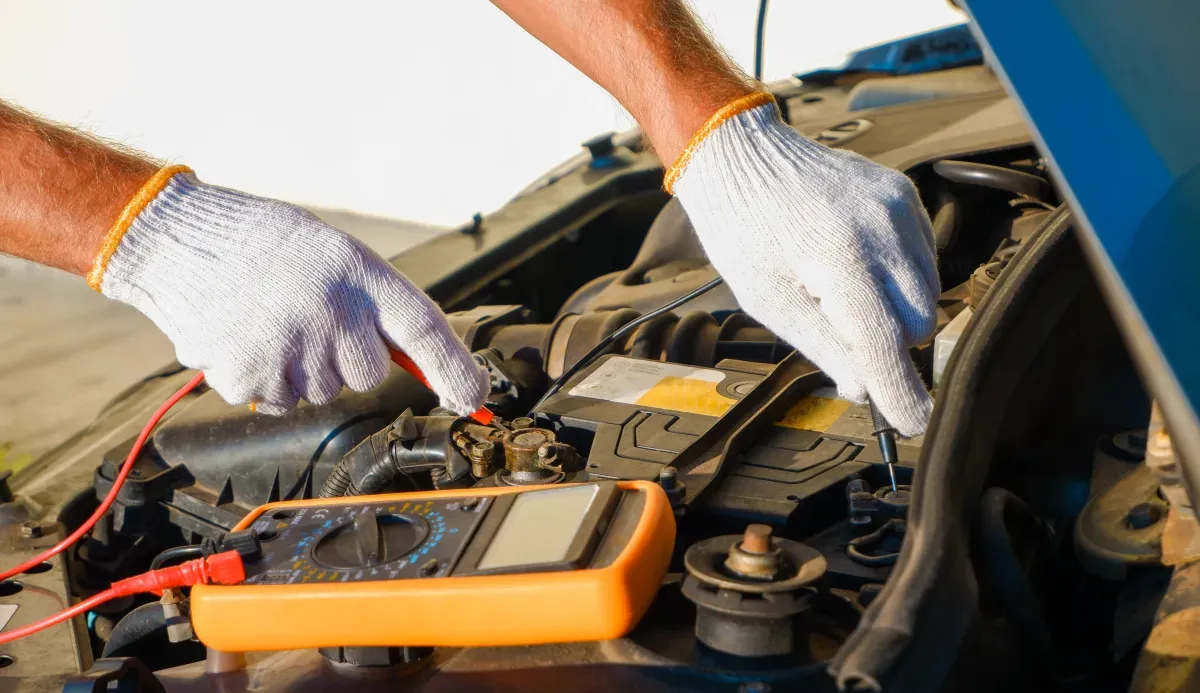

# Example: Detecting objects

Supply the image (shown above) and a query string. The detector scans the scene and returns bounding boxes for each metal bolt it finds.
[468,441,496,478]
[20,522,42,539]
[741,524,773,554]
[1127,502,1164,530]
[657,468,677,489]
[723,525,782,580]
[161,588,194,643]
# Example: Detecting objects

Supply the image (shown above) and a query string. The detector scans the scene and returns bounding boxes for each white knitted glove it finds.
[91,169,489,417]
[669,95,939,436]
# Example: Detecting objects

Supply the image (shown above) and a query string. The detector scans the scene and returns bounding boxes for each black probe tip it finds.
[868,401,900,467]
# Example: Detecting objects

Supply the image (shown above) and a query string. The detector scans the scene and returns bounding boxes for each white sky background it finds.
[0,1,963,227]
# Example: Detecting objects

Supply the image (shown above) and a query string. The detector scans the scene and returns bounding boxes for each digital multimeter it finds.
[190,480,674,651]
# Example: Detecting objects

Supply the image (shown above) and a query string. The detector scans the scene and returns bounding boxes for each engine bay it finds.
[3,64,1168,693]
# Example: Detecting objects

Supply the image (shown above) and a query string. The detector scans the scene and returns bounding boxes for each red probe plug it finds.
[0,551,244,646]
[112,550,245,595]
[389,348,494,425]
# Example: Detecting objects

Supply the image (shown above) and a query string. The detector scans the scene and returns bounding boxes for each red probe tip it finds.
[390,348,496,426]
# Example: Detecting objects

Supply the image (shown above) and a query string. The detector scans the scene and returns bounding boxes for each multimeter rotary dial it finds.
[312,511,430,569]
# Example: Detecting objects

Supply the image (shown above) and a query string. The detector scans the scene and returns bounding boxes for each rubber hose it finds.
[847,518,904,567]
[101,603,166,658]
[933,160,1052,201]
[830,205,1082,691]
[318,425,394,498]
[975,487,1058,677]
[317,457,354,498]
[319,413,464,498]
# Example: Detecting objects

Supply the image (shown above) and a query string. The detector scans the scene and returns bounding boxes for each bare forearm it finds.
[490,0,755,163]
[0,101,156,275]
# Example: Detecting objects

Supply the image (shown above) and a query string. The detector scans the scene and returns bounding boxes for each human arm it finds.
[0,101,155,275]
[491,0,940,434]
[0,100,487,416]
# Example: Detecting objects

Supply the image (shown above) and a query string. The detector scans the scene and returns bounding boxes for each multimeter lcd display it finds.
[476,485,600,570]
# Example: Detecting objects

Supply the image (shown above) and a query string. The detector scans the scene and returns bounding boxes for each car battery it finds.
[535,354,922,524]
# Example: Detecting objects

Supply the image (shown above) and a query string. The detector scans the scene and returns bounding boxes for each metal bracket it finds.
[672,352,823,511]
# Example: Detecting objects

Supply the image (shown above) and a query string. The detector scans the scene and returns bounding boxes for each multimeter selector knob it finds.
[313,512,430,569]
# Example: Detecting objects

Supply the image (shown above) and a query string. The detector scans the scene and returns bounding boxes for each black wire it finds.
[527,276,726,416]
[754,0,770,81]
[150,545,204,570]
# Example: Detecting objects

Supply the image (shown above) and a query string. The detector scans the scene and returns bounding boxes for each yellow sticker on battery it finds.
[634,376,737,418]
[568,356,737,417]
[775,389,852,432]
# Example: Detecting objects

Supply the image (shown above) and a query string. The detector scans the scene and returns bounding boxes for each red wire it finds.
[0,589,118,646]
[0,551,245,645]
[0,372,205,583]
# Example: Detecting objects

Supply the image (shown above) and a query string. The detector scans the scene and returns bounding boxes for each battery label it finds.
[568,357,736,417]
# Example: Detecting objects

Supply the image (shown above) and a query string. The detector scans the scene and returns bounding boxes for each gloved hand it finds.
[90,169,489,417]
[668,94,939,436]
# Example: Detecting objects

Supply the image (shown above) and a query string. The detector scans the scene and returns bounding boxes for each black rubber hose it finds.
[975,487,1058,677]
[318,455,355,498]
[830,205,1084,691]
[847,519,904,567]
[101,603,166,658]
[319,412,464,498]
[318,425,393,498]
[933,160,1053,201]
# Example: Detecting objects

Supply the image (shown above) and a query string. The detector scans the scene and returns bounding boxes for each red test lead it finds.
[0,551,244,646]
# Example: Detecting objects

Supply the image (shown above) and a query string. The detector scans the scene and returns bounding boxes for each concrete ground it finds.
[0,210,445,474]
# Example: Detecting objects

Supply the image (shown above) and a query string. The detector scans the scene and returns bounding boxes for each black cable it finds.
[754,0,769,81]
[527,276,725,416]
[846,518,904,567]
[150,545,204,570]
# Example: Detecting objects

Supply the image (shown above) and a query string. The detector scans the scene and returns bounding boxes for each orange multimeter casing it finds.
[190,480,674,651]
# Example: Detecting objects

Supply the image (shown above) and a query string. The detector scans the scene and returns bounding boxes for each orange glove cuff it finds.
[87,164,193,292]
[661,91,776,195]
